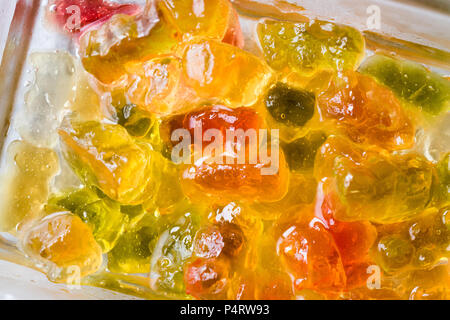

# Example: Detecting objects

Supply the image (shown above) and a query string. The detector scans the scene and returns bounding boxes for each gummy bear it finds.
[277,222,346,293]
[108,226,158,274]
[184,257,230,300]
[0,141,59,232]
[160,104,263,155]
[359,54,450,115]
[257,19,365,75]
[282,131,327,172]
[180,145,289,204]
[158,0,242,46]
[149,203,203,294]
[318,71,415,151]
[179,39,274,108]
[22,212,103,283]
[125,56,188,116]
[265,82,316,128]
[126,38,273,115]
[16,52,75,148]
[59,121,155,205]
[47,0,140,35]
[80,9,180,84]
[314,136,439,223]
[46,187,128,253]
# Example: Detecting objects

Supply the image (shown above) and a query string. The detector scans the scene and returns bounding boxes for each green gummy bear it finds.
[359,54,450,115]
[47,188,128,253]
[257,19,365,74]
[283,131,327,172]
[149,202,203,295]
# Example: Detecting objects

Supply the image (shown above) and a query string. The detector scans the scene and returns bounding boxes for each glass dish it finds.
[0,0,449,300]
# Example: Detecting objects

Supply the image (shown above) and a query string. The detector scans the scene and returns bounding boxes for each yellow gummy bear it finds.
[80,11,180,84]
[59,121,155,205]
[126,40,274,116]
[158,0,233,41]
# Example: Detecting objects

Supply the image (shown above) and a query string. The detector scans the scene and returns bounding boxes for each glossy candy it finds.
[22,213,102,282]
[158,0,237,43]
[180,146,289,204]
[359,54,450,115]
[0,141,59,232]
[126,40,273,115]
[59,121,155,205]
[318,71,415,150]
[47,0,140,35]
[46,188,128,253]
[150,205,203,294]
[16,52,75,148]
[282,131,327,172]
[80,11,180,84]
[108,226,158,274]
[277,222,346,293]
[184,257,230,300]
[265,83,316,128]
[179,39,274,108]
[372,205,450,274]
[160,104,263,155]
[314,136,438,223]
[257,19,365,75]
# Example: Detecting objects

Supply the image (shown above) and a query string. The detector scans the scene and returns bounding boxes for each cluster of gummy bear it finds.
[1,0,448,300]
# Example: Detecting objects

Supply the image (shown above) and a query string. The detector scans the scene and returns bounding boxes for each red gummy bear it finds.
[48,0,140,35]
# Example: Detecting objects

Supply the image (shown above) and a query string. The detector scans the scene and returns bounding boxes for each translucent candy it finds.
[46,188,128,252]
[184,257,230,300]
[158,0,233,41]
[149,203,203,294]
[16,52,75,148]
[194,223,245,259]
[257,19,365,75]
[80,11,180,84]
[229,269,294,300]
[404,265,449,300]
[160,104,263,155]
[126,56,189,116]
[180,146,289,204]
[277,222,346,293]
[359,54,450,115]
[47,0,140,35]
[179,39,274,108]
[318,71,415,151]
[437,153,449,202]
[314,136,438,223]
[375,235,414,273]
[0,141,59,232]
[117,104,156,139]
[265,82,316,128]
[108,226,158,274]
[318,192,377,264]
[282,131,327,172]
[372,206,449,274]
[59,121,155,205]
[126,38,273,116]
[21,212,103,283]
[249,173,317,220]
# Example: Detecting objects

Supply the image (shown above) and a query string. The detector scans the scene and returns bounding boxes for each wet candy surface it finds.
[257,19,365,75]
[1,0,449,300]
[359,54,450,116]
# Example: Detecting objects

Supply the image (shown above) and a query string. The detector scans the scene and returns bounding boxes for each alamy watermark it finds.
[171,127,281,176]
